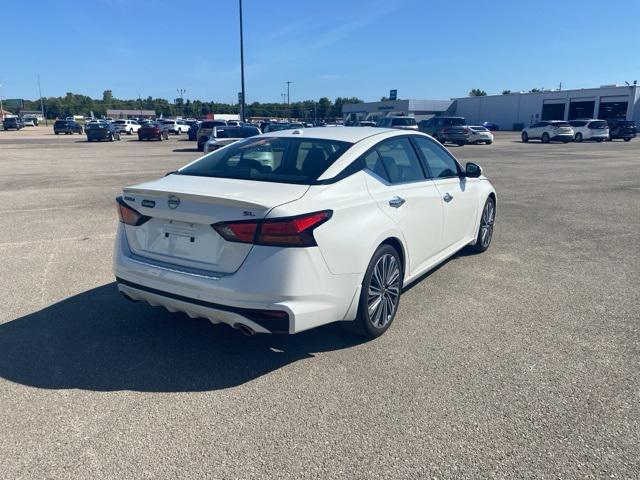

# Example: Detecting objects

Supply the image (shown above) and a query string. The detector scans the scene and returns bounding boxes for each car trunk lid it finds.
[121,174,309,273]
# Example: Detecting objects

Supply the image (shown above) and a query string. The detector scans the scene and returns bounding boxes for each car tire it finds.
[521,132,529,142]
[108,134,113,142]
[486,140,493,145]
[541,132,550,143]
[467,196,495,254]
[158,135,162,141]
[456,142,465,147]
[624,138,631,142]
[346,244,403,339]
[55,132,59,135]
[575,133,583,142]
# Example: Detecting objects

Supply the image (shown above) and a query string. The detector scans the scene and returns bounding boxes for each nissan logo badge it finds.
[168,195,180,209]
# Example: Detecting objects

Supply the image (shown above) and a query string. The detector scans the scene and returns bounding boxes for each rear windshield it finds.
[54,120,67,126]
[161,120,174,124]
[443,118,465,126]
[551,121,571,127]
[178,137,352,184]
[115,120,126,124]
[471,126,488,131]
[214,127,260,138]
[391,118,416,126]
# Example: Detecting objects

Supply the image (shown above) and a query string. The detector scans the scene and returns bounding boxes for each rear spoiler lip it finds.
[121,187,269,209]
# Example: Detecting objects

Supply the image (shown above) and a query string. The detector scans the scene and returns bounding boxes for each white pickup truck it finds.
[114,119,141,135]
[160,119,189,134]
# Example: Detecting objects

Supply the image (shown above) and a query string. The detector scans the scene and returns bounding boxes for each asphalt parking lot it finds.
[1,126,638,479]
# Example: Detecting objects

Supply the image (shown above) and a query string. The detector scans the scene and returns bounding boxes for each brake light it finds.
[212,210,332,247]
[116,197,150,226]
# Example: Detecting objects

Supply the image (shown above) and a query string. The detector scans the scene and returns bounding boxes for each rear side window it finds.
[413,136,460,179]
[374,137,425,183]
[178,137,352,184]
[588,121,607,128]
[569,121,586,127]
[391,118,416,126]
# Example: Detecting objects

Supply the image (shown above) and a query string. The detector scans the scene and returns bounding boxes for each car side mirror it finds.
[465,162,482,178]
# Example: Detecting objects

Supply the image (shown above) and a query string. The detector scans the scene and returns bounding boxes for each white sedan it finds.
[203,125,261,153]
[468,126,494,144]
[114,128,496,338]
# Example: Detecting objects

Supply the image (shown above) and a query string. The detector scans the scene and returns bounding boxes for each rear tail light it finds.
[116,197,151,226]
[212,210,332,247]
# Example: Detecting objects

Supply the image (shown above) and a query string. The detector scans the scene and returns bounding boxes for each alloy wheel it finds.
[367,254,401,328]
[480,199,495,248]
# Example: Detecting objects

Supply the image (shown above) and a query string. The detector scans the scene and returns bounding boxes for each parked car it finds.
[138,122,169,141]
[418,117,470,146]
[161,119,189,135]
[21,118,36,127]
[22,115,39,126]
[355,121,377,127]
[521,121,573,143]
[203,125,261,153]
[196,120,228,151]
[85,121,121,141]
[263,123,293,133]
[289,122,305,129]
[568,119,609,142]
[376,116,418,130]
[54,119,83,135]
[114,119,141,135]
[606,119,636,142]
[467,126,494,144]
[482,122,500,131]
[3,117,24,130]
[225,120,241,127]
[114,128,496,339]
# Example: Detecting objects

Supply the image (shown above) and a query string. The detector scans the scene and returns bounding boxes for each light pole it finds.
[285,80,292,120]
[239,0,246,123]
[38,74,47,126]
[0,83,4,121]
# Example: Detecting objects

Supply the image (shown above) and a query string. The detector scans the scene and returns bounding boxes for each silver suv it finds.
[418,117,470,146]
[197,120,228,151]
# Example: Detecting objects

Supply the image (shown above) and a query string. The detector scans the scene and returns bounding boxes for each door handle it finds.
[388,196,406,208]
[443,193,454,203]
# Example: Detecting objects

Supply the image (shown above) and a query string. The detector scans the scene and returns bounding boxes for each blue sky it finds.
[2,0,639,103]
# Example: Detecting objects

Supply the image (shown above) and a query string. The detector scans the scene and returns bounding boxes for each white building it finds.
[452,85,640,130]
[342,99,453,123]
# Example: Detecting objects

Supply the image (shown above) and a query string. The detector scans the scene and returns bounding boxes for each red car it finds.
[138,122,169,141]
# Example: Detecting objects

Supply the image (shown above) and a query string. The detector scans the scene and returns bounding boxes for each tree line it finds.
[19,91,363,120]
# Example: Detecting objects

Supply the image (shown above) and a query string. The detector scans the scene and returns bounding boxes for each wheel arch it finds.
[379,236,407,280]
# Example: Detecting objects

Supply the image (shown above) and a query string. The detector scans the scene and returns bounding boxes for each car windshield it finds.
[266,124,291,132]
[391,118,416,126]
[178,137,352,184]
[115,120,126,124]
[443,118,466,126]
[214,127,260,139]
[161,120,174,124]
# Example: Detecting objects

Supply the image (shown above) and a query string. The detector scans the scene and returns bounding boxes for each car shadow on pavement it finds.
[172,147,199,153]
[0,283,366,393]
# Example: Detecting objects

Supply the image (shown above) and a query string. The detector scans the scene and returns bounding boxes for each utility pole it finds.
[176,88,186,117]
[285,81,292,120]
[0,83,4,121]
[239,0,246,123]
[38,74,47,125]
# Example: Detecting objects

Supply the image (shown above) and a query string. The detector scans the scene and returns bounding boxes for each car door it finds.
[412,136,479,250]
[362,136,444,276]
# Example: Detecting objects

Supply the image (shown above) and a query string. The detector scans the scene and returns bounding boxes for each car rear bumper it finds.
[87,132,111,139]
[441,133,470,143]
[113,226,361,334]
[551,134,573,141]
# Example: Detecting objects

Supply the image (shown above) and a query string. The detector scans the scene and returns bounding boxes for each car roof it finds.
[260,126,403,143]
